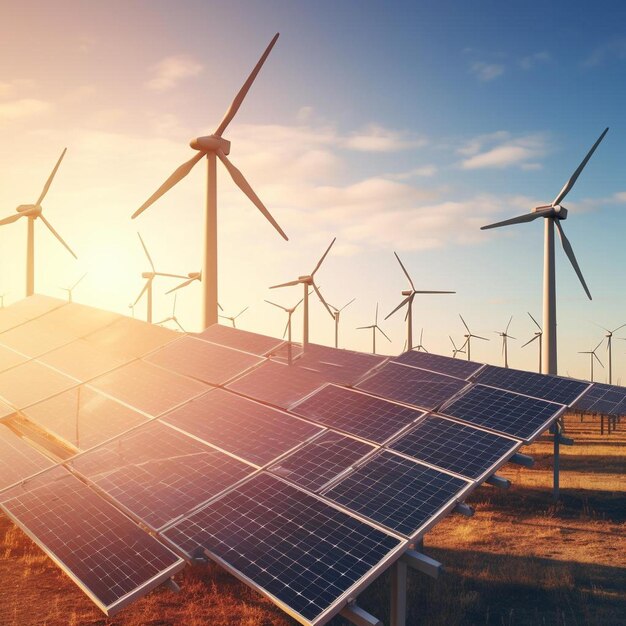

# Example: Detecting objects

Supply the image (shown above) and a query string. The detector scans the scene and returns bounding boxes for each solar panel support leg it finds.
[510,452,534,468]
[552,420,560,501]
[486,475,511,490]
[340,603,382,626]
[164,578,180,593]
[454,502,474,517]
[401,549,443,580]
[390,560,407,626]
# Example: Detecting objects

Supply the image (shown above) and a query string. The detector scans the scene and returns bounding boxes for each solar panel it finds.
[440,384,565,441]
[21,386,149,451]
[226,360,327,410]
[323,451,469,537]
[392,350,483,380]
[146,336,264,386]
[0,361,78,409]
[36,302,121,338]
[269,431,376,492]
[0,295,65,333]
[0,344,29,373]
[0,317,76,358]
[196,323,284,356]
[356,362,469,411]
[0,466,185,616]
[474,364,590,405]
[292,384,423,444]
[161,388,323,466]
[162,473,404,625]
[70,420,255,530]
[0,423,54,492]
[389,415,520,480]
[90,360,209,416]
[0,398,15,420]
[572,382,626,416]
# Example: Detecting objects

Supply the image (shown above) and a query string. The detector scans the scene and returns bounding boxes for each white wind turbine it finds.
[385,252,454,350]
[597,323,626,385]
[156,293,185,332]
[403,328,428,354]
[459,314,489,361]
[132,34,288,330]
[128,303,136,318]
[579,339,604,382]
[357,303,391,355]
[219,306,249,329]
[495,316,516,368]
[0,294,7,309]
[133,233,187,323]
[0,148,77,296]
[328,298,356,349]
[270,238,336,349]
[449,336,466,359]
[521,312,543,373]
[60,273,87,304]
[265,297,305,364]
[481,128,609,375]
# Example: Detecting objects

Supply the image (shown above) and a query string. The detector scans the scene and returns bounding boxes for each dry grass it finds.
[0,414,624,626]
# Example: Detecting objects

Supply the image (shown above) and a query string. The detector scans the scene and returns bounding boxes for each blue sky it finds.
[0,0,625,379]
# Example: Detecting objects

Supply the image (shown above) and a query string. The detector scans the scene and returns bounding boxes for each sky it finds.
[0,0,625,381]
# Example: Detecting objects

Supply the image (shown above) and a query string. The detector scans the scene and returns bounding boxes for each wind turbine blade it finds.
[459,314,470,334]
[0,213,24,226]
[593,353,604,368]
[521,335,539,348]
[377,326,392,342]
[154,272,189,279]
[414,290,456,294]
[612,323,626,333]
[39,215,77,259]
[133,280,149,305]
[270,279,301,289]
[357,325,374,330]
[375,302,379,325]
[174,319,186,333]
[449,335,456,349]
[508,335,517,340]
[71,273,87,290]
[216,150,288,240]
[528,311,542,331]
[132,152,204,219]
[294,297,304,310]
[552,127,609,206]
[166,277,195,294]
[214,33,280,137]
[385,295,411,320]
[505,315,513,334]
[311,237,336,276]
[282,318,289,339]
[594,338,604,352]
[137,232,156,272]
[339,297,356,312]
[473,334,490,341]
[172,292,178,315]
[312,281,334,318]
[264,299,287,311]
[235,306,249,319]
[393,251,415,291]
[420,328,424,344]
[554,220,592,300]
[480,212,543,230]
[36,148,66,206]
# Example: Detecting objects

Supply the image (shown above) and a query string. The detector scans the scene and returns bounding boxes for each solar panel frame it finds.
[392,349,485,380]
[0,344,30,373]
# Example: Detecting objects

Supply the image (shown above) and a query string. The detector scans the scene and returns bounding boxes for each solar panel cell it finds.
[0,317,76,358]
[196,324,284,356]
[0,295,65,333]
[392,350,483,380]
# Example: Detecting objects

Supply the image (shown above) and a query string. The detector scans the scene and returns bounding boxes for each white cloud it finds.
[459,133,547,170]
[519,51,551,70]
[582,39,626,67]
[613,191,626,202]
[342,124,426,152]
[469,61,505,82]
[384,165,438,180]
[0,98,52,122]
[145,55,203,91]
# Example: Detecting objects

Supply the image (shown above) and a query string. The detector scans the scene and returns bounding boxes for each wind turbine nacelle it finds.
[141,272,155,279]
[16,204,39,215]
[298,275,312,283]
[401,290,412,296]
[553,205,568,219]
[188,272,201,278]
[189,135,231,155]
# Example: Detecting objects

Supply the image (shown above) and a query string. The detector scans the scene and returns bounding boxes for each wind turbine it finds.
[0,294,6,309]
[579,339,604,382]
[60,273,87,303]
[133,233,187,323]
[0,148,77,296]
[128,303,136,318]
[459,314,489,361]
[521,312,543,373]
[156,293,185,332]
[270,238,336,349]
[219,306,249,329]
[597,323,626,385]
[403,328,428,354]
[385,252,454,350]
[265,297,304,364]
[449,336,466,359]
[328,298,356,349]
[132,34,288,330]
[481,128,609,375]
[495,316,516,368]
[357,303,391,355]
[166,272,201,294]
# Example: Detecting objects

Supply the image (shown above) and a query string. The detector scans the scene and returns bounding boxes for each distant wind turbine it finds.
[481,128,609,375]
[128,303,135,318]
[385,252,454,351]
[495,316,516,368]
[0,148,77,296]
[219,306,249,329]
[358,303,391,355]
[459,314,489,361]
[132,34,287,330]
[403,328,428,354]
[156,293,185,332]
[597,322,626,385]
[0,294,7,309]
[579,339,604,382]
[60,273,87,304]
[328,298,356,348]
[449,336,466,359]
[265,297,304,364]
[521,312,543,373]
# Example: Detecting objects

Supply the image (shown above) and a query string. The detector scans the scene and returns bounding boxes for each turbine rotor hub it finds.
[189,135,231,155]
[16,204,40,216]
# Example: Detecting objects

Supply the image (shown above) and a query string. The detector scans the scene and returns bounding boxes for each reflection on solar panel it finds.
[163,473,403,625]
[441,384,564,441]
[161,388,322,466]
[572,382,626,416]
[0,423,54,492]
[474,364,589,405]
[293,384,422,443]
[324,451,469,537]
[392,350,483,380]
[0,295,65,333]
[227,361,327,409]
[389,415,520,479]
[0,466,185,615]
[71,421,255,530]
[0,317,76,358]
[0,361,77,409]
[90,360,208,416]
[37,302,121,338]
[196,323,284,356]
[269,431,375,492]
[146,336,263,385]
[0,344,29,373]
[356,362,468,411]
[21,386,149,451]
[38,338,132,382]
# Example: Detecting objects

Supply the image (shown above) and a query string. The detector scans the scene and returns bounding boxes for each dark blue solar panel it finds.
[356,362,468,411]
[474,365,589,405]
[440,384,564,441]
[323,451,468,537]
[573,382,626,416]
[163,473,403,624]
[292,384,423,443]
[392,350,483,380]
[389,415,519,479]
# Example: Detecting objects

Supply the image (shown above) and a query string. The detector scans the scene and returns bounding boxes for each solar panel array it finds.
[0,298,614,624]
[572,382,626,416]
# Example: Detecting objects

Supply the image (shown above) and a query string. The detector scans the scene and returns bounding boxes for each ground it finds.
[0,414,624,626]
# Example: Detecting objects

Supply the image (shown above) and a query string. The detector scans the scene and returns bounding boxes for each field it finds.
[0,414,624,626]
